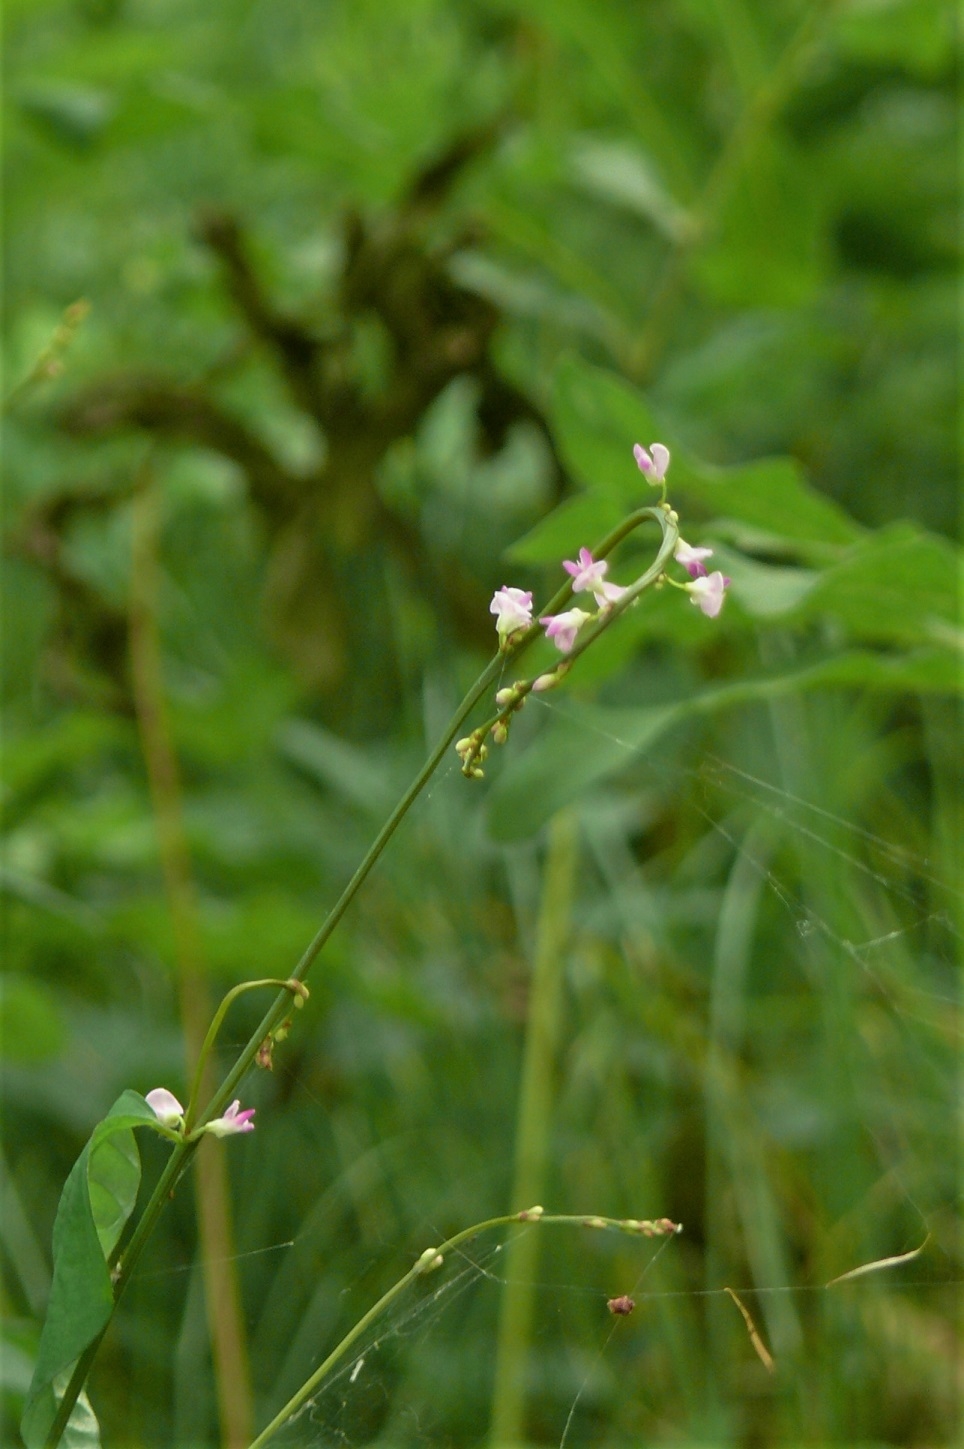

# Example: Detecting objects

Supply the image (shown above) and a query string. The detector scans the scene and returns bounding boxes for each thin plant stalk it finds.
[45,504,675,1447]
[247,1212,678,1449]
[183,977,306,1133]
[129,479,254,1448]
[488,811,578,1446]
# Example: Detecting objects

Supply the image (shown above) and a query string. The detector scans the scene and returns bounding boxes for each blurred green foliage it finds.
[2,0,960,1445]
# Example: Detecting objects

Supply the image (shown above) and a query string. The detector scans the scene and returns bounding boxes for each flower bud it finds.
[532,661,570,692]
[416,1247,444,1273]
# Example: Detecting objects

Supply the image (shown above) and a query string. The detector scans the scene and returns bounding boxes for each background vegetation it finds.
[2,0,959,1445]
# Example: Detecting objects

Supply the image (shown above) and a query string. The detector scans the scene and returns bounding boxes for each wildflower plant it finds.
[25,444,715,1449]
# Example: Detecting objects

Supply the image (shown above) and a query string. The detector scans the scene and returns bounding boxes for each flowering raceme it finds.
[470,440,732,776]
[485,443,731,654]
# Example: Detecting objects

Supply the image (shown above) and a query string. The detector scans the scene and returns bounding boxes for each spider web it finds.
[245,1223,689,1448]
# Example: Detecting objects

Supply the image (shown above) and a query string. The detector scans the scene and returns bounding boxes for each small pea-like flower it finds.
[204,1100,257,1138]
[633,442,670,484]
[490,586,534,642]
[674,539,714,579]
[540,607,592,654]
[563,547,628,607]
[686,571,731,618]
[146,1088,185,1130]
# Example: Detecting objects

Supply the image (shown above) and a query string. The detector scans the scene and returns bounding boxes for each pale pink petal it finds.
[540,607,592,654]
[146,1088,185,1128]
[490,586,534,640]
[649,443,670,479]
[674,539,714,579]
[596,584,627,607]
[563,547,609,596]
[686,571,730,618]
[633,442,671,484]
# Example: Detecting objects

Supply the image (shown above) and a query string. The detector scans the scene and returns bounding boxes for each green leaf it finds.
[507,492,624,565]
[21,1092,160,1449]
[549,357,861,552]
[0,976,67,1064]
[692,134,824,308]
[789,523,961,645]
[833,0,954,76]
[49,1379,101,1449]
[88,1130,140,1260]
[671,455,861,551]
[551,356,656,505]
[569,137,692,243]
[713,552,819,619]
[709,524,961,642]
[487,648,961,840]
[278,719,396,815]
[18,83,115,148]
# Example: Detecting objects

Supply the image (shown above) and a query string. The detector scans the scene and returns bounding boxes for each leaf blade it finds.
[21,1092,159,1449]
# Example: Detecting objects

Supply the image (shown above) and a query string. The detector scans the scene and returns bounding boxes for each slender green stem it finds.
[183,978,306,1131]
[247,1211,680,1449]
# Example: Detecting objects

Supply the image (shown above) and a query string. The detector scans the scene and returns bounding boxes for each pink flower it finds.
[674,539,714,579]
[633,442,670,484]
[686,571,731,618]
[563,547,627,607]
[540,607,592,654]
[146,1088,185,1129]
[204,1100,256,1138]
[490,586,534,642]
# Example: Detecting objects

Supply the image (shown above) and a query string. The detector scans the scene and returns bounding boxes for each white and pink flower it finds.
[686,571,731,618]
[540,607,592,654]
[145,1088,184,1129]
[490,586,534,642]
[205,1100,257,1138]
[674,539,714,579]
[633,442,671,484]
[563,547,627,607]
